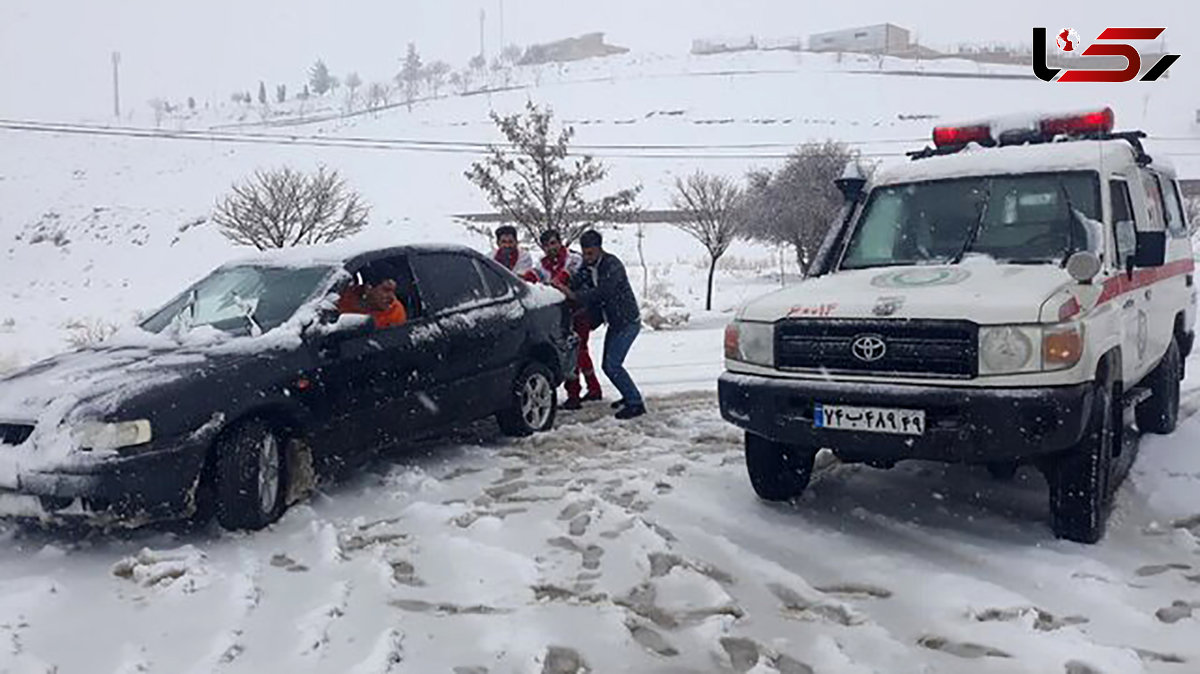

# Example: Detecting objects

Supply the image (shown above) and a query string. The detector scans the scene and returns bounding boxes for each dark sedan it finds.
[0,243,575,529]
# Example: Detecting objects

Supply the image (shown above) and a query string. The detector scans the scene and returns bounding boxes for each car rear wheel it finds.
[744,432,816,502]
[1136,337,1182,435]
[1047,381,1115,544]
[214,419,287,531]
[497,362,557,437]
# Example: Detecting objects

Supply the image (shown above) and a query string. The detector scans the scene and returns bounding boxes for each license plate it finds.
[814,404,925,436]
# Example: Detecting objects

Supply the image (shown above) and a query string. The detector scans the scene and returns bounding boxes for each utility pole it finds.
[479,8,486,59]
[498,0,504,52]
[111,51,121,119]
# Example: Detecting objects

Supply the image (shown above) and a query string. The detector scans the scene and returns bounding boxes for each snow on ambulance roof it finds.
[219,237,478,269]
[873,138,1175,187]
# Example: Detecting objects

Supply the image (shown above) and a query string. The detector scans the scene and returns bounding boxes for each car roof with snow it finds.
[220,240,481,270]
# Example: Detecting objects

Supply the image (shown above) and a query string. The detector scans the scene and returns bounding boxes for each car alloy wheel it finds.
[521,372,554,429]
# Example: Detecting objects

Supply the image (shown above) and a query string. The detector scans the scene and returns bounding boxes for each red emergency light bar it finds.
[1038,107,1115,137]
[932,124,991,148]
[930,107,1116,149]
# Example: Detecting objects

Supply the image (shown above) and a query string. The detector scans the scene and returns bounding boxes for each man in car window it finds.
[552,230,645,420]
[337,278,408,329]
[535,229,602,410]
[493,225,537,281]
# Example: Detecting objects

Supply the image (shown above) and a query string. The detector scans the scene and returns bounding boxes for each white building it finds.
[808,24,911,54]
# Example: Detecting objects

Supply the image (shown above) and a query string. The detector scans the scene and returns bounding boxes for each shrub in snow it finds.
[640,274,690,330]
[212,166,369,250]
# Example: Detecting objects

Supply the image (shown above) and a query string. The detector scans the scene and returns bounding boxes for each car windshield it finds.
[839,171,1100,270]
[140,264,335,335]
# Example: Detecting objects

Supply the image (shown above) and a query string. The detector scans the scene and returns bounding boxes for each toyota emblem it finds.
[851,334,887,363]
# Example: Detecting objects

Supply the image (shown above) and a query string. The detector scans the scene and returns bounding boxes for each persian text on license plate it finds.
[814,404,925,436]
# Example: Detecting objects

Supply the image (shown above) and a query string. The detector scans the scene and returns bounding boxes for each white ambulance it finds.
[720,107,1197,543]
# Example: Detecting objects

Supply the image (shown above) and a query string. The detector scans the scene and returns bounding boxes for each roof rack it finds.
[907,130,1152,166]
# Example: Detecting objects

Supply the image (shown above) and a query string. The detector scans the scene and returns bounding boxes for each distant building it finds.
[758,36,805,52]
[519,33,629,66]
[691,36,758,56]
[808,24,911,55]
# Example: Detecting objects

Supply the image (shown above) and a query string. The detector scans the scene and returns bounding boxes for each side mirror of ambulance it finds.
[1133,230,1167,269]
[1066,251,1101,284]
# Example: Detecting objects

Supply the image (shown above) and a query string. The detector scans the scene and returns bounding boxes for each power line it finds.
[3,118,1200,162]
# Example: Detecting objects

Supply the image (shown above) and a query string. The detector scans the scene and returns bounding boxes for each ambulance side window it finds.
[1158,176,1188,238]
[1109,179,1136,262]
[1139,170,1166,231]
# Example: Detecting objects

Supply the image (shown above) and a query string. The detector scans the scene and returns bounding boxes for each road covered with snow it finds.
[0,358,1197,674]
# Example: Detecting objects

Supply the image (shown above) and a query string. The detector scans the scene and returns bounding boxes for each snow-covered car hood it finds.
[738,260,1076,324]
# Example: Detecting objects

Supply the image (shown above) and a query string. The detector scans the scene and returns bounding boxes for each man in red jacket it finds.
[536,229,602,409]
[492,225,538,282]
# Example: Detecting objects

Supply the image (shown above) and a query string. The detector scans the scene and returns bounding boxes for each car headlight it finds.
[73,419,153,452]
[725,321,775,366]
[979,325,1037,375]
[978,323,1084,375]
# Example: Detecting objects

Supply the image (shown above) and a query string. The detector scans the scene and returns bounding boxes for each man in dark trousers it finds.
[552,229,645,419]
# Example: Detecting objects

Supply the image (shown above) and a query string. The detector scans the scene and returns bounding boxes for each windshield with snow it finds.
[839,171,1100,270]
[140,265,333,335]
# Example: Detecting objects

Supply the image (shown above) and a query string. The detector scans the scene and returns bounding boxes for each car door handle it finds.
[1123,298,1135,310]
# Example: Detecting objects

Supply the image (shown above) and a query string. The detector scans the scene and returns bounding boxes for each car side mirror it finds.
[1066,251,1101,284]
[1134,230,1166,268]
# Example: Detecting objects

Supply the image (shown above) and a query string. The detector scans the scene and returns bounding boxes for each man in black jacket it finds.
[553,230,645,419]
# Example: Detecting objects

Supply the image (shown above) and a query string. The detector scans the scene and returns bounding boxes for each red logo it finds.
[1033,27,1180,82]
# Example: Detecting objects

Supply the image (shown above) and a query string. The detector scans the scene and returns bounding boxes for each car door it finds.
[306,256,424,459]
[408,252,522,427]
[475,257,531,404]
[1120,171,1163,383]
[1149,172,1191,358]
[1108,177,1151,385]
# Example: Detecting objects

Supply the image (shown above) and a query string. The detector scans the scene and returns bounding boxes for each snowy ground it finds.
[2,47,1200,673]
[0,365,1197,674]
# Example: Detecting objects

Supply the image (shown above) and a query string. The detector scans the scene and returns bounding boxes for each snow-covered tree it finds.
[309,60,334,96]
[465,101,640,245]
[147,98,169,127]
[257,81,267,106]
[344,72,362,108]
[423,60,451,98]
[366,82,392,110]
[276,84,287,104]
[671,171,744,311]
[398,43,423,111]
[213,166,369,250]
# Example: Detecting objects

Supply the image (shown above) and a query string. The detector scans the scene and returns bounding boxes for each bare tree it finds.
[465,101,640,245]
[501,44,524,66]
[344,72,362,110]
[213,166,369,250]
[671,172,743,311]
[147,98,169,127]
[365,82,391,110]
[424,61,451,97]
[741,140,859,274]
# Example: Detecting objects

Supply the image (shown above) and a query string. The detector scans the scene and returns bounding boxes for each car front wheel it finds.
[214,419,287,531]
[744,432,816,502]
[1047,380,1115,544]
[497,362,558,437]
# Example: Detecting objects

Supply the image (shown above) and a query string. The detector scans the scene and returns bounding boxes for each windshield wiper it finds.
[231,293,263,337]
[951,181,992,264]
[1056,178,1081,266]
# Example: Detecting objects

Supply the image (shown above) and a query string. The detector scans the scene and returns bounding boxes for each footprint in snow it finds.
[972,606,1089,632]
[453,667,489,674]
[558,500,595,521]
[815,583,893,600]
[1133,647,1188,664]
[768,583,864,626]
[1135,563,1191,577]
[720,637,761,673]
[1064,661,1106,674]
[648,552,735,585]
[1155,600,1199,624]
[390,599,511,616]
[626,622,679,657]
[269,554,309,573]
[917,636,1011,659]
[548,537,604,570]
[541,646,589,674]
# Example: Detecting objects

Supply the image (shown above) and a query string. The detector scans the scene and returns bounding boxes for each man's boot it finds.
[563,378,583,411]
[581,370,603,402]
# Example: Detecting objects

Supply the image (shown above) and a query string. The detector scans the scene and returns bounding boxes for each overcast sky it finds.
[1,0,1195,120]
